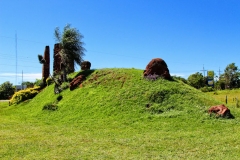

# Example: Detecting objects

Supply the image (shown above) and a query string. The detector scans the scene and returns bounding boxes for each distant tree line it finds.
[186,63,240,91]
[0,80,45,100]
[0,81,15,100]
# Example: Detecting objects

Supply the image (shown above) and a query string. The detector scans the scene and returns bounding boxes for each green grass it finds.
[1,68,240,159]
[206,89,240,107]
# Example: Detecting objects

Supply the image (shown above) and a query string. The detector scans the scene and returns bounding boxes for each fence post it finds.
[236,97,239,108]
[226,95,228,104]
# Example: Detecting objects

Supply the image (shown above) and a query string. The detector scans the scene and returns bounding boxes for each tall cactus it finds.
[42,46,50,85]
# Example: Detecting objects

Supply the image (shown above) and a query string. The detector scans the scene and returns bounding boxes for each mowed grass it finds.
[206,89,240,107]
[1,68,240,159]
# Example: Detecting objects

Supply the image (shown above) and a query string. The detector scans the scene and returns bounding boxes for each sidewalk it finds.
[0,100,10,102]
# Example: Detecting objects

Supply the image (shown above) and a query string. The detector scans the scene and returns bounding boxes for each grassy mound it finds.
[13,68,219,122]
[2,68,240,159]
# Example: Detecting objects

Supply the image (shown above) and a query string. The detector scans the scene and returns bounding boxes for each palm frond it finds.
[54,27,61,42]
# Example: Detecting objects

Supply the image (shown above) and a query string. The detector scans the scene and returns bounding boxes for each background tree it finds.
[54,24,86,82]
[224,63,240,89]
[0,81,15,99]
[187,72,206,89]
[214,74,226,90]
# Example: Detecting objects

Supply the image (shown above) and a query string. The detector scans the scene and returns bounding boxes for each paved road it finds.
[0,100,10,102]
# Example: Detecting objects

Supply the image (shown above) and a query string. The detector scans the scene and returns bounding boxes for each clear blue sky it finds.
[0,0,240,85]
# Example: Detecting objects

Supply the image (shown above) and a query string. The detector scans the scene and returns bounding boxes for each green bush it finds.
[42,95,62,111]
[200,86,214,92]
[46,77,53,86]
[149,90,170,103]
[42,102,58,111]
[67,77,73,82]
[56,95,63,101]
[9,87,40,105]
[61,82,69,90]
[34,78,45,89]
[236,98,240,108]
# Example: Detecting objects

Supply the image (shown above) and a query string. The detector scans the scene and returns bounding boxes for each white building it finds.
[15,85,27,91]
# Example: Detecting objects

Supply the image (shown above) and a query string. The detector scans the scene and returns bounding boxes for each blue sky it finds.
[0,0,240,85]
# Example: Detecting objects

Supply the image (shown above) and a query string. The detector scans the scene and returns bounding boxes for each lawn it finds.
[1,69,240,159]
[206,89,240,108]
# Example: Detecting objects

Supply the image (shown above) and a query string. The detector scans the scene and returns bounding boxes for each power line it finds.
[0,53,37,59]
[0,35,51,44]
[0,35,216,66]
[0,35,230,68]
[15,32,17,88]
[0,58,39,64]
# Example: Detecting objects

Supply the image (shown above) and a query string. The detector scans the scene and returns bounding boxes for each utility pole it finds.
[15,32,18,91]
[22,70,23,90]
[217,67,222,78]
[200,65,207,77]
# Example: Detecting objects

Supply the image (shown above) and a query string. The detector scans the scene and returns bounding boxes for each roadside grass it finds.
[206,89,240,108]
[1,68,240,159]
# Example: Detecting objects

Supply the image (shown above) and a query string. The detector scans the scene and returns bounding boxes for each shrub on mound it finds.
[10,87,40,105]
[46,77,53,86]
[42,95,62,111]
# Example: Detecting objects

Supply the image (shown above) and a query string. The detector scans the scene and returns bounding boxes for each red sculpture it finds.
[208,104,233,118]
[69,75,86,91]
[143,58,171,80]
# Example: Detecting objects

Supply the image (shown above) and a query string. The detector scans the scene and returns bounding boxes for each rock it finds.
[69,75,86,91]
[208,104,234,118]
[81,61,91,70]
[143,58,171,80]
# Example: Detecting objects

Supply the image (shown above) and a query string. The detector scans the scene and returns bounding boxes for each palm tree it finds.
[54,24,86,82]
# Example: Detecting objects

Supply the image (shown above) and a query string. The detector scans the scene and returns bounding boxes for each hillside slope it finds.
[15,68,219,122]
[2,68,240,159]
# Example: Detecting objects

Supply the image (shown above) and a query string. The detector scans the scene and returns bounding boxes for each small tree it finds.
[0,81,15,99]
[224,63,240,89]
[214,74,226,90]
[187,72,206,89]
